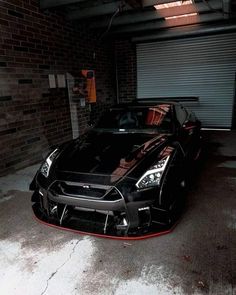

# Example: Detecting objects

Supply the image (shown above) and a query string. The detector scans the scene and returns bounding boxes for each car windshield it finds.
[95,104,173,133]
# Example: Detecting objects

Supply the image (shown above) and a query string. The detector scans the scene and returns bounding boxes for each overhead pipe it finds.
[131,22,236,42]
[112,12,224,34]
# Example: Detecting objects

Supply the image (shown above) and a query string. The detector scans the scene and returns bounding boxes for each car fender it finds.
[158,142,185,208]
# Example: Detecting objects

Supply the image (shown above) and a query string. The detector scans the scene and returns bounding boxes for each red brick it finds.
[1,43,12,49]
[23,3,38,12]
[26,26,40,34]
[15,56,30,63]
[21,41,35,48]
[0,2,15,10]
[0,12,16,22]
[19,30,34,37]
[12,34,28,41]
[0,18,9,26]
[4,39,20,45]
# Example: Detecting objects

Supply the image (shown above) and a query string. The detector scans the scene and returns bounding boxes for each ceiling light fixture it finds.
[154,0,198,20]
[154,0,193,10]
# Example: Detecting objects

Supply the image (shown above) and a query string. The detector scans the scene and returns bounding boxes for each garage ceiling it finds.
[40,0,236,36]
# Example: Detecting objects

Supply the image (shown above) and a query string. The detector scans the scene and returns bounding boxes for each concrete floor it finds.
[0,131,236,295]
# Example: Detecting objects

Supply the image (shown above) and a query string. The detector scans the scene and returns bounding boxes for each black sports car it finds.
[30,100,201,239]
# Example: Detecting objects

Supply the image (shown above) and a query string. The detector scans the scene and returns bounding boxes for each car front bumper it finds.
[31,179,177,238]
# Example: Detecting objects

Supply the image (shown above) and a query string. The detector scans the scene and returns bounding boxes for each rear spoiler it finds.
[133,97,199,103]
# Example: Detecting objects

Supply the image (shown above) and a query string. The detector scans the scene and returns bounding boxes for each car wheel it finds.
[160,174,187,225]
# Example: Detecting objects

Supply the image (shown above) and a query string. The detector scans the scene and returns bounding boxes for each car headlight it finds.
[40,149,59,178]
[136,156,170,189]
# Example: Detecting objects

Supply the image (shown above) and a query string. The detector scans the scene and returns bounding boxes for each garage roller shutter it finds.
[137,33,236,128]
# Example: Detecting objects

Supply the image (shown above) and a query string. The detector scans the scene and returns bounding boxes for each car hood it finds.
[56,131,168,184]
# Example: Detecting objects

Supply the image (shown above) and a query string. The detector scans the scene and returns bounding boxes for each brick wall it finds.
[0,0,116,175]
[115,39,136,102]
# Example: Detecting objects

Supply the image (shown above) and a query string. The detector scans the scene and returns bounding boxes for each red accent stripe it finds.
[194,147,201,161]
[184,126,196,130]
[33,214,177,240]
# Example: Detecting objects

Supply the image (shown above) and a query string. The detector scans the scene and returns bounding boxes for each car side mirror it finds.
[183,121,195,130]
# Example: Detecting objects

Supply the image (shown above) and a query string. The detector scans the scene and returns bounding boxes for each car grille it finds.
[49,181,122,201]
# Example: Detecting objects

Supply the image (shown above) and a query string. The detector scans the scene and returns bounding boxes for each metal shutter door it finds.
[137,33,236,128]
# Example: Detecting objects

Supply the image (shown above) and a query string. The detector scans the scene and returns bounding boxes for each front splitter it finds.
[33,206,178,240]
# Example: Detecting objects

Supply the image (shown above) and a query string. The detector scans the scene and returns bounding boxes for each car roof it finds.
[110,97,199,109]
